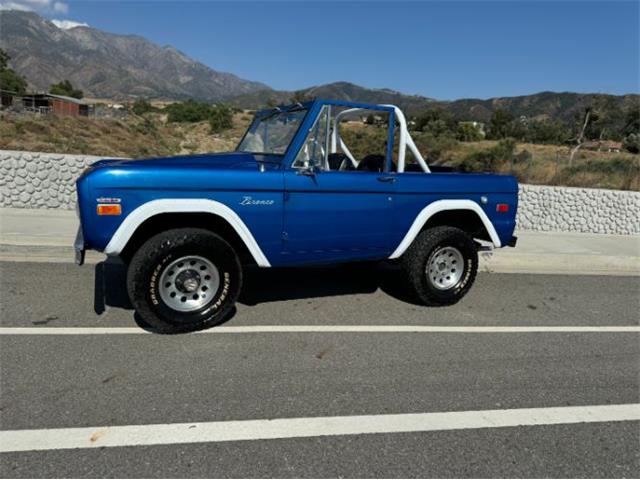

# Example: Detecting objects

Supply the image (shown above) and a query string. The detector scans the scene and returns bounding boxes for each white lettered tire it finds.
[401,226,478,306]
[126,228,242,333]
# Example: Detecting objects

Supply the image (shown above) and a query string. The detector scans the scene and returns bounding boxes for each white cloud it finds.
[51,18,88,29]
[52,1,67,13]
[0,0,69,14]
[0,2,33,11]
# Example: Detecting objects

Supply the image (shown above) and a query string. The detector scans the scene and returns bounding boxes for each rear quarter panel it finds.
[393,172,519,247]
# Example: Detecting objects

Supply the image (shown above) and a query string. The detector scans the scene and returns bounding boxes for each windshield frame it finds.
[236,105,311,157]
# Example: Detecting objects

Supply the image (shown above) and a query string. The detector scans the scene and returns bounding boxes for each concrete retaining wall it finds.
[1,150,639,235]
[516,184,639,235]
[0,150,101,209]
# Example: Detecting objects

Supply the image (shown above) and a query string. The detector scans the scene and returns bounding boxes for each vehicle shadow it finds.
[93,259,421,318]
[239,262,417,305]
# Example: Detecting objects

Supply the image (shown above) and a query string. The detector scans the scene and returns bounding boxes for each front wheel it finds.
[126,228,242,333]
[401,226,478,306]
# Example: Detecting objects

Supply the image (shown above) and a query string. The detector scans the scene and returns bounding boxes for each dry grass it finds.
[443,141,639,191]
[0,111,252,158]
[1,112,637,190]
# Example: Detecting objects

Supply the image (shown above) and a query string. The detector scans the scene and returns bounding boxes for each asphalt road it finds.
[0,260,639,478]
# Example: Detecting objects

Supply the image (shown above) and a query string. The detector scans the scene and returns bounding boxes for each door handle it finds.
[377,176,396,183]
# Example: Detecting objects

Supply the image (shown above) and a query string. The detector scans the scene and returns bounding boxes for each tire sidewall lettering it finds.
[150,253,174,306]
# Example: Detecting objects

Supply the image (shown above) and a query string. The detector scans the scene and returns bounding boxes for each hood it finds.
[90,151,282,171]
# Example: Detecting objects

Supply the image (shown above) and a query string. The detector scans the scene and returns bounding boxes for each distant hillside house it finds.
[21,93,90,116]
[583,140,623,153]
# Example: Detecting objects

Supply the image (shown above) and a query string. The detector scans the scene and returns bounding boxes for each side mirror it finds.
[296,164,316,177]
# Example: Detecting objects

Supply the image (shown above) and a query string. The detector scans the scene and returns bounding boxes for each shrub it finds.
[414,108,456,137]
[163,101,234,134]
[165,100,213,123]
[514,148,533,164]
[458,138,516,172]
[131,99,157,116]
[209,104,233,133]
[623,133,640,154]
[411,132,458,163]
[456,123,484,142]
[524,119,569,144]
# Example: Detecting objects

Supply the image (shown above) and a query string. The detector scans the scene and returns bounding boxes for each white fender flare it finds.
[104,199,271,267]
[389,199,502,259]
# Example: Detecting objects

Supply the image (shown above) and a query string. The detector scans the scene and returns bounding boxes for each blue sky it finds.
[21,1,640,99]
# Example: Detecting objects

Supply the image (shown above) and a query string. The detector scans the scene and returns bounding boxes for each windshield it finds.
[237,108,308,155]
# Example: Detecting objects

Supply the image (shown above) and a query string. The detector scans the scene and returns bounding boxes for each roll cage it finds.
[247,99,431,173]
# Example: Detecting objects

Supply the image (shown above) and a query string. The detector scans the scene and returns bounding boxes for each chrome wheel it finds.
[158,255,220,312]
[426,246,464,290]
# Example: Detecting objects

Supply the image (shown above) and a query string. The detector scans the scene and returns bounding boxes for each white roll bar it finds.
[330,105,430,173]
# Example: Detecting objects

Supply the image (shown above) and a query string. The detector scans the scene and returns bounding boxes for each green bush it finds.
[131,99,157,116]
[412,132,458,163]
[514,148,533,164]
[459,138,516,172]
[456,123,484,142]
[163,101,234,134]
[524,119,569,144]
[414,108,456,137]
[165,100,213,123]
[209,104,233,133]
[623,133,639,154]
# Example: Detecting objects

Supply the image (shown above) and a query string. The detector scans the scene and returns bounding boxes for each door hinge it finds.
[282,231,289,242]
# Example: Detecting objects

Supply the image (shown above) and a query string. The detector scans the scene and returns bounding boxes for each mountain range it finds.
[0,10,268,101]
[1,9,637,123]
[231,84,638,124]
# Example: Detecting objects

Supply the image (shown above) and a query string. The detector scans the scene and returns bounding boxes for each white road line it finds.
[1,404,638,453]
[0,325,639,335]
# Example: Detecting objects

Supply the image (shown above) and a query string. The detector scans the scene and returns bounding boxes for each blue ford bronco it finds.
[75,99,518,333]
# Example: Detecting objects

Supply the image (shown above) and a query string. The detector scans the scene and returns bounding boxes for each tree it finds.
[49,79,83,99]
[487,109,514,139]
[415,108,455,137]
[623,134,640,154]
[524,119,569,144]
[456,122,484,142]
[0,48,27,95]
[569,106,593,165]
[131,98,156,115]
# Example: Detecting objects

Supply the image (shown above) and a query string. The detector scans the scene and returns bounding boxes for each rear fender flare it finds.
[389,199,501,259]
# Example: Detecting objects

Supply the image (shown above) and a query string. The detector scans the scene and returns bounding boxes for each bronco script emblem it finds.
[240,196,275,206]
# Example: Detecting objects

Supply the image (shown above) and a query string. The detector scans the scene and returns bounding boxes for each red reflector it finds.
[496,204,509,213]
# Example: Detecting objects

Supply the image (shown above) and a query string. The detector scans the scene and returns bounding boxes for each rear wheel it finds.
[401,226,478,306]
[127,228,242,333]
